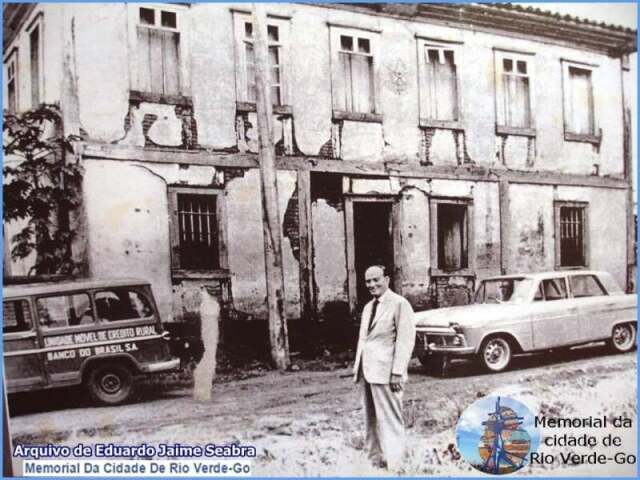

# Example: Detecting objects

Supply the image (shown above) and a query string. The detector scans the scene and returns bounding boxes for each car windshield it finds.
[475,278,534,304]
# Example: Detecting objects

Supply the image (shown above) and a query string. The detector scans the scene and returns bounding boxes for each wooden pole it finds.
[252,3,290,370]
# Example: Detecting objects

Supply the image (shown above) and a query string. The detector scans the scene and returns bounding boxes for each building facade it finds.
[3,3,636,334]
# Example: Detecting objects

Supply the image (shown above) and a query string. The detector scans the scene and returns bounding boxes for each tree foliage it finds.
[3,104,84,275]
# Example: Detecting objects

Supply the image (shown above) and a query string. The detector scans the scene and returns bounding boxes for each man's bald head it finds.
[365,265,390,298]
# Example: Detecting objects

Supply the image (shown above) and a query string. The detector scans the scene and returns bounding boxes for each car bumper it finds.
[416,329,476,356]
[140,356,181,373]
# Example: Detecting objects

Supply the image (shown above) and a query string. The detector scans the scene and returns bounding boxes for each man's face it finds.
[365,267,390,298]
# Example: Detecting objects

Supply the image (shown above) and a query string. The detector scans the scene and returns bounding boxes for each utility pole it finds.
[252,3,290,370]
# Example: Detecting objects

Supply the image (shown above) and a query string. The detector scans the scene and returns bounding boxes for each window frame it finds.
[430,197,475,276]
[3,299,34,334]
[94,288,154,323]
[167,186,228,278]
[127,3,191,100]
[493,48,535,137]
[417,37,463,130]
[554,200,589,269]
[26,13,44,109]
[35,292,93,330]
[561,59,600,144]
[568,274,607,299]
[232,11,291,111]
[329,24,382,122]
[4,48,19,113]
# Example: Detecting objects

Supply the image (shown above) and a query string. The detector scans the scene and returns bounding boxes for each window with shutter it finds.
[136,7,180,96]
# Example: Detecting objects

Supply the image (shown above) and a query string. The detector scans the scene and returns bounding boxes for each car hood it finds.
[414,303,525,329]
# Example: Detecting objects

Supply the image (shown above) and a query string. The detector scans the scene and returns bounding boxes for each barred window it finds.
[555,202,587,268]
[175,193,220,270]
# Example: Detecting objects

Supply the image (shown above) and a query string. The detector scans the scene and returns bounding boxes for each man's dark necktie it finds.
[367,299,379,334]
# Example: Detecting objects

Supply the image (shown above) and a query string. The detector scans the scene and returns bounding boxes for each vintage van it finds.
[3,278,180,405]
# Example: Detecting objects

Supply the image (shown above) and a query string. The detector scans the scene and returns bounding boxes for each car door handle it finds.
[568,307,578,313]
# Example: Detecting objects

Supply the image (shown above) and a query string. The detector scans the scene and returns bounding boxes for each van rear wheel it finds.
[86,364,133,405]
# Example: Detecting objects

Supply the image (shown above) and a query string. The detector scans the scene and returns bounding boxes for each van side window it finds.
[36,294,92,329]
[95,289,153,322]
[3,300,33,333]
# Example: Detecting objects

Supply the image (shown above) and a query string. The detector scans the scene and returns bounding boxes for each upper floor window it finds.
[418,40,460,124]
[233,12,290,107]
[562,60,597,140]
[494,50,534,131]
[27,15,43,108]
[329,25,381,119]
[135,6,180,96]
[4,50,18,113]
[168,187,227,273]
[555,201,588,268]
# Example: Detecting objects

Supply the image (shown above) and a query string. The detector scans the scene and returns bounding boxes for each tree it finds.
[3,104,83,275]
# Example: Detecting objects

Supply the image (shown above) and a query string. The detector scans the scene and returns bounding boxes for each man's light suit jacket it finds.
[353,289,416,384]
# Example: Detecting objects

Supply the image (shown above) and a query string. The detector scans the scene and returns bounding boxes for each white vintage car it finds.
[414,271,637,373]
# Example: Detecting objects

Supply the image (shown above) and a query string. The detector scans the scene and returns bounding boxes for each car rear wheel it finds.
[479,336,512,373]
[609,323,637,353]
[86,364,133,405]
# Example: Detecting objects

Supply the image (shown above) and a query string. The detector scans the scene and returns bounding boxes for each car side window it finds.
[3,300,33,333]
[541,278,567,301]
[533,283,544,302]
[95,289,153,322]
[570,275,607,298]
[36,294,92,329]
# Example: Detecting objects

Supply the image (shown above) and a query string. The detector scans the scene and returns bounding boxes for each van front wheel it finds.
[86,364,133,405]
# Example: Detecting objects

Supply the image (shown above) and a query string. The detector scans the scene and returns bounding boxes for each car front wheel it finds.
[86,364,133,405]
[609,323,637,353]
[479,337,512,373]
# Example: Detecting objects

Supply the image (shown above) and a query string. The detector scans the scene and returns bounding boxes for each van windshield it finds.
[474,278,533,304]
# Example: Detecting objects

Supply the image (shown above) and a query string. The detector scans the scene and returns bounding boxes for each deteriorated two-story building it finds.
[3,3,636,334]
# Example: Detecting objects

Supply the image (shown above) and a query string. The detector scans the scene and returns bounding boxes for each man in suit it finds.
[353,265,415,471]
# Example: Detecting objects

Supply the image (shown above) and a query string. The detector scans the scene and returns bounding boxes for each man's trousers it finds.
[362,380,405,471]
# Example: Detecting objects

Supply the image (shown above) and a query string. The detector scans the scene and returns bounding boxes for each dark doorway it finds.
[353,201,393,307]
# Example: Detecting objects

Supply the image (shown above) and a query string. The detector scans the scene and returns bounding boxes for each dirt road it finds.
[8,346,637,476]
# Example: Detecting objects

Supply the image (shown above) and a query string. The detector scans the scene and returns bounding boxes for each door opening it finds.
[353,201,394,307]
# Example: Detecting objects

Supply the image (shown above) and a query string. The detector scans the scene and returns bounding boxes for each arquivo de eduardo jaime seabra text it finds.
[13,442,257,459]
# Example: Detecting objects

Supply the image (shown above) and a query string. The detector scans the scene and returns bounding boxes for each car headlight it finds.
[449,322,463,333]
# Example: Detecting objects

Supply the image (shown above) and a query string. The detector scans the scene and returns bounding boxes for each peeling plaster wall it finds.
[54,3,626,174]
[225,169,300,319]
[70,4,130,141]
[508,184,555,274]
[473,182,502,280]
[189,5,237,148]
[82,160,173,322]
[311,200,348,313]
[394,188,430,308]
